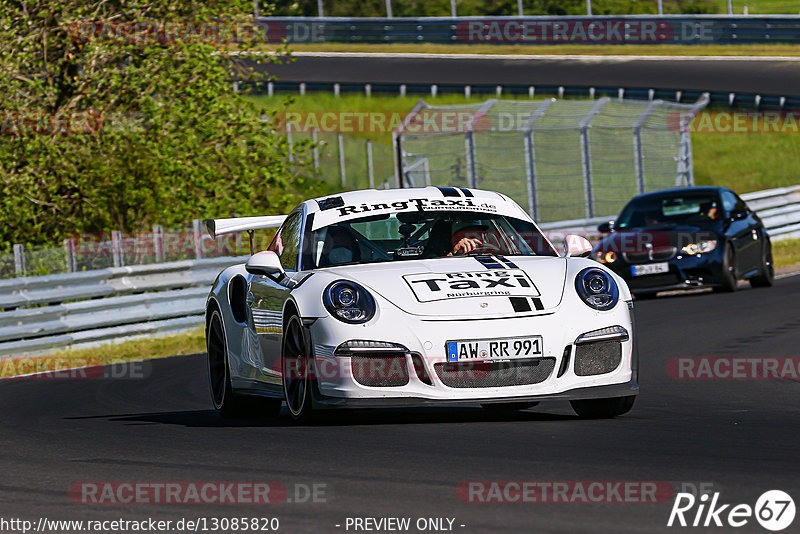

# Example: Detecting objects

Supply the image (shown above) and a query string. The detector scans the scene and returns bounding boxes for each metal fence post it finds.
[13,244,25,277]
[111,231,124,267]
[287,121,294,165]
[385,0,392,18]
[464,131,477,189]
[337,133,346,188]
[676,93,709,187]
[366,139,375,189]
[152,225,165,262]
[64,238,77,273]
[579,97,610,219]
[317,0,323,17]
[517,0,523,16]
[632,100,662,195]
[522,98,554,220]
[450,0,457,17]
[192,220,205,260]
[312,128,320,178]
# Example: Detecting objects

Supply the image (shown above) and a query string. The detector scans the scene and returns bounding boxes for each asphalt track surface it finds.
[262,52,800,97]
[2,275,800,533]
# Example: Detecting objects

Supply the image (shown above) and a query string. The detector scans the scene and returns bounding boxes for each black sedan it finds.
[592,186,774,297]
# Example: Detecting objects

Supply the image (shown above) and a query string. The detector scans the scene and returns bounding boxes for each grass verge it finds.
[774,237,800,270]
[265,43,800,57]
[0,329,205,379]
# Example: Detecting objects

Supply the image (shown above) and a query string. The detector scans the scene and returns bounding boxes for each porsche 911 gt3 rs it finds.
[204,187,638,421]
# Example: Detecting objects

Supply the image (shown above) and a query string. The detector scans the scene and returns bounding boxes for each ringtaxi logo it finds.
[668,490,796,531]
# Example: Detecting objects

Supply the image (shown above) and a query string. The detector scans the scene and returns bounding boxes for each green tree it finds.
[0,0,324,248]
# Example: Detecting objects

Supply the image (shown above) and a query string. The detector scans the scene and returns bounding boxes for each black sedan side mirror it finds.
[597,221,615,233]
[729,210,748,221]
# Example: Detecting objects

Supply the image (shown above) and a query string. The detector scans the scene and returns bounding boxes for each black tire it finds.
[714,243,738,293]
[749,238,774,288]
[282,315,315,423]
[207,309,281,419]
[481,402,539,412]
[570,396,636,419]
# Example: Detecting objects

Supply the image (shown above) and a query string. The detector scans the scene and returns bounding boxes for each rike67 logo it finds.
[668,490,795,531]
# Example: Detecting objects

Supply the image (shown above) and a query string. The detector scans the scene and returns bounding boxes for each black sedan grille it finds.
[623,246,677,264]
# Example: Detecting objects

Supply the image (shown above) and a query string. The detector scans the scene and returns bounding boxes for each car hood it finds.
[318,256,567,318]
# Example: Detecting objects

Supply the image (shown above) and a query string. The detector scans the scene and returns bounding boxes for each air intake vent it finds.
[351,354,410,387]
[574,341,622,376]
[434,358,555,388]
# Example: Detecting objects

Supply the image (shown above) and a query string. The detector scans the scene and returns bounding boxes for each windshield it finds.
[616,192,721,230]
[302,211,557,269]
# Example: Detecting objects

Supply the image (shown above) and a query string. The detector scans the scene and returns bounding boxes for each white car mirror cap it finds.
[246,251,285,277]
[564,235,593,258]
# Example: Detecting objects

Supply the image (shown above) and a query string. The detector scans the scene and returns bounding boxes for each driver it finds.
[425,220,484,257]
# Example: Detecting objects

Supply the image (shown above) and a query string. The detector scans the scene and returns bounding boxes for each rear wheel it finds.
[570,396,636,419]
[714,243,737,293]
[282,315,315,423]
[207,309,281,419]
[750,239,774,288]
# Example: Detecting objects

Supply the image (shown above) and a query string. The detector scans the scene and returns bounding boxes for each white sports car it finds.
[205,187,638,421]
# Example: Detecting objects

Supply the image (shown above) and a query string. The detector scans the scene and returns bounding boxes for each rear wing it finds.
[205,215,287,254]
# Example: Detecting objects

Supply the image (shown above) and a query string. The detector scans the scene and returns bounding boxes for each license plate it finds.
[446,336,542,362]
[631,262,669,276]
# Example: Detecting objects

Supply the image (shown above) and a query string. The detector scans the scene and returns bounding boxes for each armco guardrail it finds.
[2,185,798,359]
[255,16,800,45]
[0,256,244,358]
[538,185,800,243]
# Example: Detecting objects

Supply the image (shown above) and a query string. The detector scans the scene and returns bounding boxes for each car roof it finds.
[303,186,509,214]
[631,186,728,202]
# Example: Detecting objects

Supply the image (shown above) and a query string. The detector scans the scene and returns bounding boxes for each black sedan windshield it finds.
[304,211,557,269]
[616,193,721,230]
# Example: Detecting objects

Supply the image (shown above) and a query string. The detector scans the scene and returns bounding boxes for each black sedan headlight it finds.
[323,280,376,324]
[575,267,619,311]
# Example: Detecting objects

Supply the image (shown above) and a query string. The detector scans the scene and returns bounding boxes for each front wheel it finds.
[749,239,774,288]
[282,315,315,423]
[714,243,737,293]
[570,396,636,419]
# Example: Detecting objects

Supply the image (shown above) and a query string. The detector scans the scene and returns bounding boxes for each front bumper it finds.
[606,250,725,295]
[306,298,636,405]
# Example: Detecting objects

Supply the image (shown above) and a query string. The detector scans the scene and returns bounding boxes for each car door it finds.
[249,210,304,385]
[721,190,760,274]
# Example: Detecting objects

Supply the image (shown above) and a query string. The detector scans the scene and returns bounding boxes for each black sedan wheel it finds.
[715,243,738,293]
[282,315,315,422]
[750,239,774,288]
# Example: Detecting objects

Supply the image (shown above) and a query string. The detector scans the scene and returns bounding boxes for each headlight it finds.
[593,250,617,264]
[323,280,376,324]
[681,240,717,255]
[575,267,619,311]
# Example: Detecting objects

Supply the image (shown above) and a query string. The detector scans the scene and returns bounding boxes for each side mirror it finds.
[245,251,285,277]
[730,210,748,221]
[564,235,593,258]
[597,221,615,233]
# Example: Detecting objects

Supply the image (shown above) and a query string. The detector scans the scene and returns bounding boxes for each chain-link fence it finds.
[397,95,709,223]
